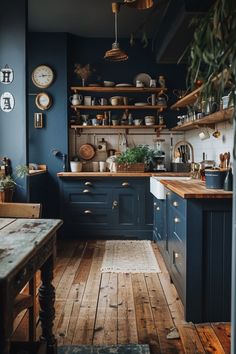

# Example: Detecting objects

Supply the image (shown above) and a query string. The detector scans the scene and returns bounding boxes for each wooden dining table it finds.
[0,217,63,354]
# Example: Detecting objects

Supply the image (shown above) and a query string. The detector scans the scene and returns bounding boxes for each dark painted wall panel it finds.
[28,33,68,216]
[0,0,27,200]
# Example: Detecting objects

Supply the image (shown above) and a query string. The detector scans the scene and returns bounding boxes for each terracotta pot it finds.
[0,188,14,203]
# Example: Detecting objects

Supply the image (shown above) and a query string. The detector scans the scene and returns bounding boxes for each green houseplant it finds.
[115,145,156,172]
[0,165,29,202]
[186,0,236,123]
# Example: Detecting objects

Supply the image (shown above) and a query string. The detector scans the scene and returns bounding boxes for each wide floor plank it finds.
[12,240,231,354]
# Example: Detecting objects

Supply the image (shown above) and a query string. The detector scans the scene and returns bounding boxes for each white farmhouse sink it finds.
[150,176,191,199]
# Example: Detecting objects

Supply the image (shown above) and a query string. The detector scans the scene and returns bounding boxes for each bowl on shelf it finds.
[103,81,115,87]
[110,96,124,106]
[133,119,143,126]
[145,116,155,125]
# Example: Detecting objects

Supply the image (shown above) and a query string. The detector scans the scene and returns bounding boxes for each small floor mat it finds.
[101,240,161,273]
[58,344,150,354]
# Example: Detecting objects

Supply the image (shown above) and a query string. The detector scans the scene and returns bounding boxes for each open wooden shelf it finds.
[71,105,167,111]
[171,108,233,131]
[71,124,166,130]
[71,86,167,94]
[170,86,202,109]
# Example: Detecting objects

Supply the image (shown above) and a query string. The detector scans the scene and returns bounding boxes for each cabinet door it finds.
[112,188,139,228]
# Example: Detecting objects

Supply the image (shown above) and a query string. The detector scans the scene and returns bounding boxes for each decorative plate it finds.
[134,102,147,106]
[115,83,133,87]
[133,73,152,87]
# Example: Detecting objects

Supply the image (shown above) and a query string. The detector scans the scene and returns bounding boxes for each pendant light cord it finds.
[114,11,118,44]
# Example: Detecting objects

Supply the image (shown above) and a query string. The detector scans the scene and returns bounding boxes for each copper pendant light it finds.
[123,0,154,10]
[104,3,128,62]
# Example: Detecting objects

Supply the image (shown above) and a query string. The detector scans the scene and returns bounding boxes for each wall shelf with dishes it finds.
[171,108,233,131]
[69,86,168,113]
[70,86,167,94]
[70,124,166,135]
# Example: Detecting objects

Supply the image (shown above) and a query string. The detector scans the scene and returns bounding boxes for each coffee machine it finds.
[152,139,166,171]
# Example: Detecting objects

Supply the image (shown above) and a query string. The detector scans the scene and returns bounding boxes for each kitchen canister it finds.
[205,169,227,189]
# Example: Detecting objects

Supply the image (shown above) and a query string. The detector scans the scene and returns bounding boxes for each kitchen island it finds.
[153,178,232,323]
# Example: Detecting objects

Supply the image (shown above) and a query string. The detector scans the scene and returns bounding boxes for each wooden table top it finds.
[0,218,62,280]
[161,179,233,199]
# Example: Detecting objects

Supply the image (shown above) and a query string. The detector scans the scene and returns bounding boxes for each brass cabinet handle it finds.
[83,189,90,193]
[156,207,160,211]
[154,202,157,206]
[122,182,130,187]
[174,252,179,258]
[84,209,92,214]
[84,181,92,186]
[112,200,119,209]
[174,217,180,223]
[173,201,179,207]
[166,191,171,196]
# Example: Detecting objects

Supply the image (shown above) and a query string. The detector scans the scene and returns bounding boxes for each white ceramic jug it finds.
[69,94,83,106]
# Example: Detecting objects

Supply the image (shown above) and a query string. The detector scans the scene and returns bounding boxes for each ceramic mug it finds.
[99,161,106,172]
[92,161,99,172]
[147,94,156,106]
[69,94,83,106]
[199,130,210,140]
[99,98,108,106]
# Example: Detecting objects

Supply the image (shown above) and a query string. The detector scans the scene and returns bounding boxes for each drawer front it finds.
[63,187,112,206]
[64,206,111,228]
[167,190,186,216]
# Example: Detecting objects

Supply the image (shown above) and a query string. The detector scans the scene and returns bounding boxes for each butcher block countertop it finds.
[161,179,233,199]
[57,172,190,178]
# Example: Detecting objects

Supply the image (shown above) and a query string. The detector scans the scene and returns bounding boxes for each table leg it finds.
[39,254,57,354]
[0,288,12,354]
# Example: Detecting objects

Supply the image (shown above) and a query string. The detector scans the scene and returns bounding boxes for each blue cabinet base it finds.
[59,177,153,240]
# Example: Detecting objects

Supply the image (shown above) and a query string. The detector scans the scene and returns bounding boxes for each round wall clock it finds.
[35,92,52,110]
[32,65,54,88]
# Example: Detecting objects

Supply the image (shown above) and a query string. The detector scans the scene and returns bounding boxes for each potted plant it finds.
[0,165,29,202]
[186,0,236,121]
[70,155,82,172]
[115,145,155,172]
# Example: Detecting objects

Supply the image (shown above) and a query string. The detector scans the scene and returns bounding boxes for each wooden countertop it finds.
[57,172,191,178]
[29,170,47,176]
[161,179,233,199]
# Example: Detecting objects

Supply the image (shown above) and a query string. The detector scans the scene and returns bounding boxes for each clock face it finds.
[32,65,54,88]
[35,92,52,110]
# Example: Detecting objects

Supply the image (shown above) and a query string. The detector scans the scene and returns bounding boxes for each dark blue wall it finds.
[28,33,68,217]
[68,36,187,128]
[0,0,27,200]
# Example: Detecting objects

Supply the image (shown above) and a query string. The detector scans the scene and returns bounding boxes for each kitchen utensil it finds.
[219,153,224,168]
[223,152,228,169]
[79,143,96,160]
[149,79,156,87]
[212,129,221,138]
[134,73,151,87]
[227,152,230,168]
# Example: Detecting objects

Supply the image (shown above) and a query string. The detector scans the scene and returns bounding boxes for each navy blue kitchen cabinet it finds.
[59,177,153,239]
[159,189,233,323]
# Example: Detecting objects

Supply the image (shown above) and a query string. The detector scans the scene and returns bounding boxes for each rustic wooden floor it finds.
[13,240,231,353]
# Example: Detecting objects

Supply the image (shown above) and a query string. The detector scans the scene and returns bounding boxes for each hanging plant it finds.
[186,0,236,140]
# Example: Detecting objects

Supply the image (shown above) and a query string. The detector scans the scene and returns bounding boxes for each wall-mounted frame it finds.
[34,113,43,128]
